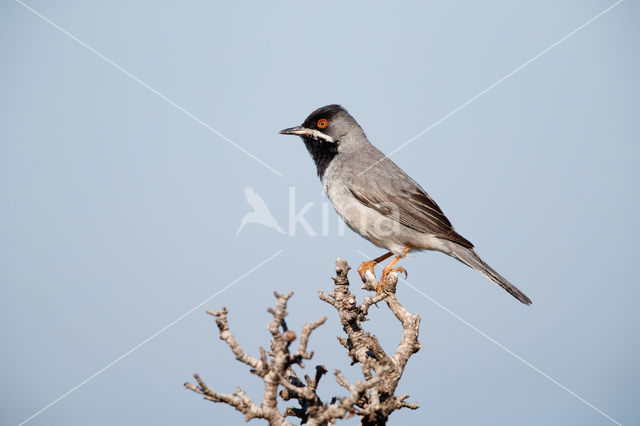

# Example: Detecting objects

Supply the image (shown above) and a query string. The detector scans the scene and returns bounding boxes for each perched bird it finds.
[280,104,531,305]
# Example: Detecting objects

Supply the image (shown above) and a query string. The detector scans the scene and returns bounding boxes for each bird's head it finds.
[279,104,362,145]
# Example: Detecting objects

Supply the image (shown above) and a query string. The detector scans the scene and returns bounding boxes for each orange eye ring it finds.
[317,119,328,129]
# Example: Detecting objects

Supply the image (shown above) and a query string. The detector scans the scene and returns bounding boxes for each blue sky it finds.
[1,1,638,425]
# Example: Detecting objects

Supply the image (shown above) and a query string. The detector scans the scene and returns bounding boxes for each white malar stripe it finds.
[308,129,335,143]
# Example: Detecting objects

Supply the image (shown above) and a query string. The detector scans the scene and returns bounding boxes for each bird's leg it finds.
[357,251,393,283]
[378,246,411,295]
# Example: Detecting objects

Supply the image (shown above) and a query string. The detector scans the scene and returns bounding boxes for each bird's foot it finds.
[358,260,377,283]
[377,267,408,295]
[391,266,408,279]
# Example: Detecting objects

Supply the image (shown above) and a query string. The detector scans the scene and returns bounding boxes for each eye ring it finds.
[317,119,328,129]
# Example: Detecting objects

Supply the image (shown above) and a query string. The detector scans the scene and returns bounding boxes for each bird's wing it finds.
[347,160,473,248]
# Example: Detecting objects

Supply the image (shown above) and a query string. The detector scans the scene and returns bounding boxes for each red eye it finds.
[317,119,328,128]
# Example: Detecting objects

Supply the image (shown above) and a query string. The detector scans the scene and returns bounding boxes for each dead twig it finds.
[185,259,421,425]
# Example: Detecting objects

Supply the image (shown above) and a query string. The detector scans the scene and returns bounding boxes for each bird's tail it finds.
[444,242,532,305]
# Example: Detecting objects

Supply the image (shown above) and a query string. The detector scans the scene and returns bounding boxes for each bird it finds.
[236,186,285,235]
[280,104,531,305]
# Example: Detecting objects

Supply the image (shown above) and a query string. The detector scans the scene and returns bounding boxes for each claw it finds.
[391,266,408,279]
[378,267,408,295]
[358,260,376,283]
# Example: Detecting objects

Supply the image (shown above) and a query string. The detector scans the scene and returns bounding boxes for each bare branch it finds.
[296,316,328,360]
[205,307,265,374]
[184,374,265,421]
[185,258,422,425]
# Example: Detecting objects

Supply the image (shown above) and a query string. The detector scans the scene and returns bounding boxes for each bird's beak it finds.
[279,126,309,136]
[279,126,335,143]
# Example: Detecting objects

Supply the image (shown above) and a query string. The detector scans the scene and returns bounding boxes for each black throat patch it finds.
[303,138,338,179]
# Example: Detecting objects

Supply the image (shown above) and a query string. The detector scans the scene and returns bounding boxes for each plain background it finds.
[1,1,638,425]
